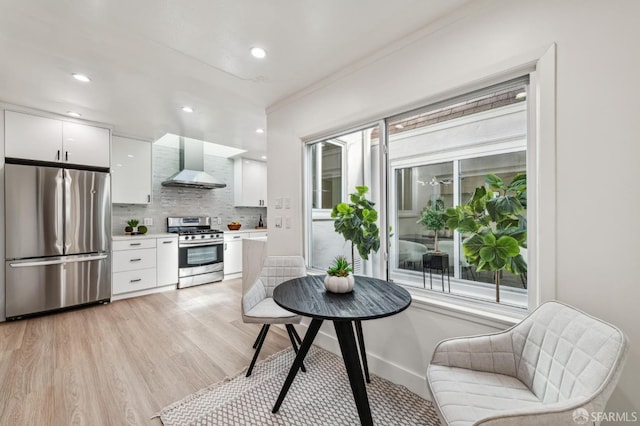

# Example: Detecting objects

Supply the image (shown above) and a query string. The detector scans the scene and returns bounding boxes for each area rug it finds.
[157,346,440,425]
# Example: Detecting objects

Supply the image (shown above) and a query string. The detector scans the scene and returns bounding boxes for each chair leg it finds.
[285,324,306,373]
[252,324,268,349]
[291,325,303,347]
[246,324,270,377]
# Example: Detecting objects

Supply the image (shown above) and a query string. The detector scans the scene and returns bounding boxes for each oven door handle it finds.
[179,241,223,248]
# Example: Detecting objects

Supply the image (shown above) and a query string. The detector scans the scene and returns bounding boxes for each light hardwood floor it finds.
[0,279,291,425]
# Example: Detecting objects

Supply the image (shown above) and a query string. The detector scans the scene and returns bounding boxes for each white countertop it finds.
[223,228,268,234]
[112,232,177,241]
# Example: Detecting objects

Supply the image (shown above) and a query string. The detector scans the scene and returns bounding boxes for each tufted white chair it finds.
[427,301,629,426]
[242,255,307,376]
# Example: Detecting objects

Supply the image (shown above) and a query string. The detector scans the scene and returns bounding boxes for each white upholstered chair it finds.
[242,255,307,376]
[427,301,629,426]
[398,240,428,269]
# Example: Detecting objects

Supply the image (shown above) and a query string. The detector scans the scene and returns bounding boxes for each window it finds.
[387,78,529,307]
[304,76,538,309]
[305,127,378,273]
[310,141,343,209]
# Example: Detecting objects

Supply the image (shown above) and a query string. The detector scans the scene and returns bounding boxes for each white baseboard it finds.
[111,283,176,301]
[297,322,432,400]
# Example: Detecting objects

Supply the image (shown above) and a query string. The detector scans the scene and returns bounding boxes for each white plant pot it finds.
[324,274,354,293]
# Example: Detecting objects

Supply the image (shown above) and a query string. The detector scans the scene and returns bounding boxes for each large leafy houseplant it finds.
[445,173,527,303]
[417,199,446,252]
[331,185,381,270]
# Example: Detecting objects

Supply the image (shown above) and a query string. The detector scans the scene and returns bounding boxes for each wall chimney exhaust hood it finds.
[162,137,227,189]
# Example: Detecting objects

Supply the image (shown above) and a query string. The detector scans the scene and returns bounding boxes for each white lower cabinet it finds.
[157,236,178,286]
[113,268,157,294]
[112,238,156,296]
[113,248,156,272]
[223,231,268,278]
[224,233,244,276]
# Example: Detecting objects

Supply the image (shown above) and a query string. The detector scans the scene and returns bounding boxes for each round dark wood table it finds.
[271,275,412,426]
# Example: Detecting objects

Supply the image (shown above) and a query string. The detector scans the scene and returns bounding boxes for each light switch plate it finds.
[284,197,291,209]
[143,218,153,226]
[275,217,283,228]
[285,217,291,229]
[275,197,283,209]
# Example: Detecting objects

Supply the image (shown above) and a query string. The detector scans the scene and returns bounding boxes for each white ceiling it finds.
[0,0,470,159]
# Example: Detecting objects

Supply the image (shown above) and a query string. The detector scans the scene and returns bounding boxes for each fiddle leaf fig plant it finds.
[445,173,527,303]
[331,185,381,270]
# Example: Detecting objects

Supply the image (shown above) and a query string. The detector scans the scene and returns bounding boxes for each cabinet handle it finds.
[148,194,151,202]
[163,241,173,244]
[57,150,60,161]
[224,243,227,250]
[65,151,68,161]
[130,243,141,246]
[130,278,142,283]
[129,258,142,262]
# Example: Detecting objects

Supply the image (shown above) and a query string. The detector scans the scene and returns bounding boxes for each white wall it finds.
[266,0,640,417]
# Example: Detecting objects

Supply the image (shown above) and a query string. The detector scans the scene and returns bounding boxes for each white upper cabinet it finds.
[62,121,110,168]
[234,158,267,207]
[4,110,110,168]
[5,110,63,162]
[111,136,152,204]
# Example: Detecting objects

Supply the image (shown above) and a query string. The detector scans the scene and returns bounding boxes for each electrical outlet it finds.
[284,197,291,209]
[285,217,291,229]
[275,217,282,228]
[217,217,222,225]
[143,218,153,226]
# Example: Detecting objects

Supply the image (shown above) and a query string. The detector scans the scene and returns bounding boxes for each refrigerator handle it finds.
[9,254,108,268]
[63,169,71,253]
[55,168,65,254]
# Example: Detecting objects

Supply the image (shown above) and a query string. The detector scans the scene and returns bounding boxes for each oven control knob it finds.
[190,235,195,240]
[201,235,205,239]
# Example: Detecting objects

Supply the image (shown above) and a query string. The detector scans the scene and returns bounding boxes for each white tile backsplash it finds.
[112,145,266,234]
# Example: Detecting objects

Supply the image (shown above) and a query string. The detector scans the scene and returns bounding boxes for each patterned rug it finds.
[157,346,441,425]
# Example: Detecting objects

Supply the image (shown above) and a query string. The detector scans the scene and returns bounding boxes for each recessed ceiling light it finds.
[67,111,81,117]
[256,128,264,134]
[127,154,134,158]
[515,92,527,99]
[394,124,404,129]
[181,106,194,113]
[250,47,267,59]
[72,73,91,83]
[261,155,267,160]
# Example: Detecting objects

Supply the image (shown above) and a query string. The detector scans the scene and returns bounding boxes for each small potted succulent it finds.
[125,219,139,235]
[324,255,354,293]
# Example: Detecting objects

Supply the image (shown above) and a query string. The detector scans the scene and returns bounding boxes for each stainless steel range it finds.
[167,217,224,289]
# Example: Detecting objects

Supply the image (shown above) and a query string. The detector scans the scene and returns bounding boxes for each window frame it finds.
[302,44,556,319]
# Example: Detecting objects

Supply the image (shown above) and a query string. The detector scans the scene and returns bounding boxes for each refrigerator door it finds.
[5,254,110,318]
[5,164,64,259]
[64,169,111,255]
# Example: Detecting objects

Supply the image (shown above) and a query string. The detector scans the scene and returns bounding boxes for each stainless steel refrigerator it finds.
[4,163,111,319]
